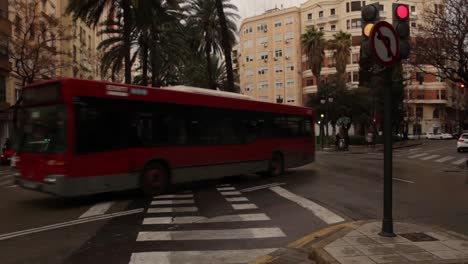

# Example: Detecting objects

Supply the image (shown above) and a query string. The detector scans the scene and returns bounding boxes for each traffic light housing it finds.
[361,2,380,58]
[392,3,410,59]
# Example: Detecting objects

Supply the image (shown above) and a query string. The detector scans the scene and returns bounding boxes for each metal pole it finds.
[380,66,396,237]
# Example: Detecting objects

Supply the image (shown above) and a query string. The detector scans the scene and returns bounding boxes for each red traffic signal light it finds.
[372,117,377,123]
[460,83,465,89]
[396,5,409,20]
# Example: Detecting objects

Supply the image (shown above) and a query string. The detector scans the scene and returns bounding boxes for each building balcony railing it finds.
[328,14,339,22]
[404,99,448,104]
[316,17,326,25]
[303,85,318,94]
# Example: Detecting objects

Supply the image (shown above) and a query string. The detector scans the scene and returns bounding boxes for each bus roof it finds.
[23,78,313,116]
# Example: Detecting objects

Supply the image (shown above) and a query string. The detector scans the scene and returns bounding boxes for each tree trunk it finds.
[215,0,236,93]
[205,40,214,90]
[141,36,149,86]
[122,0,132,84]
[151,48,157,87]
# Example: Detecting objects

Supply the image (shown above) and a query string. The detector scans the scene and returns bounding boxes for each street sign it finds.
[370,21,400,67]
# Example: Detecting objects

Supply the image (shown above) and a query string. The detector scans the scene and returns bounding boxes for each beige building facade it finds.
[238,7,303,105]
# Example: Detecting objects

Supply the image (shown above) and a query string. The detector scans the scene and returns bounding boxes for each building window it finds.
[275,64,283,73]
[287,95,295,103]
[274,21,282,27]
[275,33,282,42]
[258,82,269,90]
[331,25,336,31]
[259,52,268,60]
[287,79,295,88]
[346,20,350,29]
[351,19,362,28]
[245,68,253,77]
[257,37,268,46]
[244,39,253,48]
[416,72,424,84]
[416,107,423,118]
[285,32,294,40]
[411,22,417,28]
[285,47,294,57]
[285,17,293,25]
[276,95,284,103]
[350,1,362,11]
[0,34,8,56]
[275,49,283,57]
[257,23,268,32]
[275,80,284,88]
[352,53,359,64]
[306,79,314,86]
[331,8,336,15]
[410,6,416,13]
[258,67,268,75]
[244,26,253,34]
[319,27,324,31]
[433,109,440,119]
[352,72,359,82]
[319,11,324,17]
[245,83,253,92]
[379,4,384,11]
[245,55,253,62]
[286,64,295,71]
[0,76,5,103]
[417,90,424,99]
[15,87,21,102]
[441,90,446,100]
[307,13,312,20]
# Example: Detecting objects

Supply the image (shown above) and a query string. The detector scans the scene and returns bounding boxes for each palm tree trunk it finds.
[205,40,214,90]
[141,36,149,86]
[215,0,236,93]
[122,0,132,84]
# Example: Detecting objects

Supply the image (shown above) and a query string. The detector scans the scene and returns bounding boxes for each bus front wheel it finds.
[140,163,169,197]
[259,152,284,177]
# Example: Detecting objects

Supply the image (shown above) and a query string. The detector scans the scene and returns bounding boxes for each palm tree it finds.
[67,0,134,84]
[328,31,352,86]
[215,0,238,93]
[302,26,326,88]
[187,0,239,90]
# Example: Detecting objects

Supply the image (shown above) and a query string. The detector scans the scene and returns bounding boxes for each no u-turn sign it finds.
[370,21,400,67]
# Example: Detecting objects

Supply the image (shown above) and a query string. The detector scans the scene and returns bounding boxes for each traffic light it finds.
[460,83,465,89]
[392,3,410,59]
[361,2,380,58]
[373,117,377,123]
[320,114,325,119]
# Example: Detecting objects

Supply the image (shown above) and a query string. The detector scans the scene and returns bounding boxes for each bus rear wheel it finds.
[260,152,284,177]
[140,163,169,197]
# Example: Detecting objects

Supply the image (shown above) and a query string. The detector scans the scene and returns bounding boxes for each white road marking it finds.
[216,184,231,187]
[435,156,455,163]
[5,185,18,189]
[408,153,429,159]
[408,148,421,152]
[220,191,242,196]
[452,158,467,165]
[216,187,236,191]
[269,186,344,224]
[147,207,198,213]
[79,202,115,218]
[0,178,13,186]
[154,194,193,199]
[225,197,249,202]
[240,182,286,192]
[0,173,13,179]
[392,178,415,184]
[0,208,144,241]
[143,213,270,225]
[136,227,285,241]
[129,248,278,264]
[231,203,258,210]
[151,199,194,205]
[420,154,441,161]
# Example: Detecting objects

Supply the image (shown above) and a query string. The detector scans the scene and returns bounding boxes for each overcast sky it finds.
[230,0,304,27]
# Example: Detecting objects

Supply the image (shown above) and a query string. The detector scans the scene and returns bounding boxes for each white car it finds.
[440,133,453,140]
[407,134,419,140]
[457,133,468,152]
[424,132,437,139]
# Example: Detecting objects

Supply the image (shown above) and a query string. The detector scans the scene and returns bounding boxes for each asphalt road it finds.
[0,139,466,264]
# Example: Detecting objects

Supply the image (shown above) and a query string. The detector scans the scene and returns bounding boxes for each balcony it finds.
[316,17,326,25]
[328,15,339,22]
[303,85,318,94]
[305,19,314,26]
[404,98,448,104]
[410,12,418,19]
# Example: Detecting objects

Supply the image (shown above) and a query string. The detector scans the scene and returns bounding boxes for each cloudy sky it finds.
[230,0,304,26]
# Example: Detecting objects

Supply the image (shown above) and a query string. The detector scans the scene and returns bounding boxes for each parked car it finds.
[1,149,15,165]
[407,134,419,140]
[424,132,436,139]
[440,133,453,140]
[457,133,468,152]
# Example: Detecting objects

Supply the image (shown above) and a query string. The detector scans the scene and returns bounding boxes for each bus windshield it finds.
[18,105,66,153]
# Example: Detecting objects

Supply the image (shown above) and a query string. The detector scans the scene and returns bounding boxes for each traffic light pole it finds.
[380,66,396,237]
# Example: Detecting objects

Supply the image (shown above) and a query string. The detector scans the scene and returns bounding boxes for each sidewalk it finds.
[251,221,468,264]
[320,141,423,153]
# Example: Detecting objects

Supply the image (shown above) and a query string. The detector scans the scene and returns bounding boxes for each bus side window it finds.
[245,119,258,143]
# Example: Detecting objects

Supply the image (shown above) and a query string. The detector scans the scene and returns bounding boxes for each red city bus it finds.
[14,79,315,197]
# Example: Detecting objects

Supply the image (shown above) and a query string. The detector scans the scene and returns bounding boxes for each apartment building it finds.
[0,0,12,143]
[238,7,303,105]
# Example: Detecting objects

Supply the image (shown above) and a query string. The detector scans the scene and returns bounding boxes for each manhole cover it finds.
[399,232,438,242]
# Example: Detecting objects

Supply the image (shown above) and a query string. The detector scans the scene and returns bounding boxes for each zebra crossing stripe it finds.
[128,248,278,264]
[154,194,193,199]
[225,197,249,202]
[231,203,258,210]
[147,207,198,213]
[452,158,467,165]
[142,213,270,225]
[220,191,242,196]
[435,156,455,163]
[151,199,194,205]
[136,227,286,241]
[408,153,429,159]
[420,154,440,161]
[217,187,236,191]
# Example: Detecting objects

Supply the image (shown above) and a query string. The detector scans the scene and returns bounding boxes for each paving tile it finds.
[326,238,350,247]
[399,252,441,261]
[355,245,395,255]
[414,241,454,252]
[324,245,365,257]
[430,250,468,260]
[343,236,376,246]
[368,254,407,263]
[357,223,381,235]
[440,240,468,250]
[424,231,458,241]
[368,235,410,244]
[384,243,425,253]
[335,256,376,264]
[345,230,364,237]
